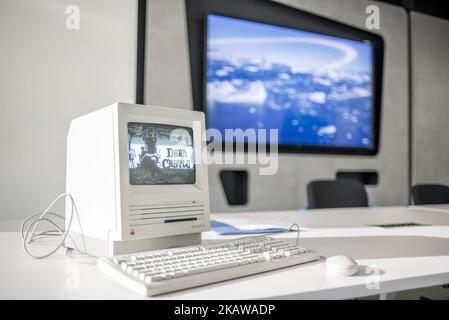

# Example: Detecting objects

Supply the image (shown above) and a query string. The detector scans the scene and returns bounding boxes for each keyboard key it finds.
[189,261,239,275]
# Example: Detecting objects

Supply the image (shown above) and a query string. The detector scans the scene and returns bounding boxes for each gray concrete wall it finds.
[411,12,449,186]
[0,0,137,219]
[145,0,192,110]
[145,0,410,212]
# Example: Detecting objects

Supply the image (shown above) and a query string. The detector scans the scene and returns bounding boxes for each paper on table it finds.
[210,215,299,235]
[211,220,287,235]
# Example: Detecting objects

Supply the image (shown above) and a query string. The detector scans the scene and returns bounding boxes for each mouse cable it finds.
[231,223,301,247]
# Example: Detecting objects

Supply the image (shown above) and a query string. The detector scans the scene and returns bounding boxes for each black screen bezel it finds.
[185,0,384,156]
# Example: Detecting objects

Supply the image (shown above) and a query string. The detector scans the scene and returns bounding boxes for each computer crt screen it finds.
[128,123,195,185]
[206,14,373,148]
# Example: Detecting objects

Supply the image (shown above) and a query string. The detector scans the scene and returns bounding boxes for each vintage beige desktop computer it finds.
[65,102,210,258]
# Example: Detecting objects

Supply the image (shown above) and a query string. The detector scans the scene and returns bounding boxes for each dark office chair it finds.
[411,184,449,205]
[307,179,368,209]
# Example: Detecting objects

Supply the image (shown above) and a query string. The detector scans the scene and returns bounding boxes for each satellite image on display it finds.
[206,14,374,148]
[128,123,195,185]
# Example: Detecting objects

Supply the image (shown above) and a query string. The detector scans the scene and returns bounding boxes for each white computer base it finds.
[66,231,201,257]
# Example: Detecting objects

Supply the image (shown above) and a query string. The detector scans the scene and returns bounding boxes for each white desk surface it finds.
[1,206,449,299]
[411,204,449,213]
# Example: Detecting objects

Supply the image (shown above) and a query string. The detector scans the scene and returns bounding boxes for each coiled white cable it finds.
[21,193,92,262]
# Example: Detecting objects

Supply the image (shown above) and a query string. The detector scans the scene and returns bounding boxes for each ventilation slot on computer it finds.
[128,203,205,227]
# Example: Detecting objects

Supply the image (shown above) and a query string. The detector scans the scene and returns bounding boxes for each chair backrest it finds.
[307,179,368,209]
[411,184,449,205]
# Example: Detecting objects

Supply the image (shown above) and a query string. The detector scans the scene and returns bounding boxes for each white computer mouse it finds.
[326,255,359,276]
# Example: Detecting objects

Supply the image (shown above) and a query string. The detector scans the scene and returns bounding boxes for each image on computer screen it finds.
[128,123,195,185]
[206,14,373,149]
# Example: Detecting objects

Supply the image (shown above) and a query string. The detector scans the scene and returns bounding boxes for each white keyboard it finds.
[98,236,321,296]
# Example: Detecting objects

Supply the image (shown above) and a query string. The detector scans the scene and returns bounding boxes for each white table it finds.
[1,206,449,299]
[411,204,449,213]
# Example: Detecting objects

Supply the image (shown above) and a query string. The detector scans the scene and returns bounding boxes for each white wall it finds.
[145,0,410,212]
[411,12,449,186]
[0,0,137,219]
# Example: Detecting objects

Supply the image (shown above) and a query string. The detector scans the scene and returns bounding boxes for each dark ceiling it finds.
[375,0,449,21]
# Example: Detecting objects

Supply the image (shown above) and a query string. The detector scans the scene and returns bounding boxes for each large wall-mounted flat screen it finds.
[207,14,374,150]
[186,0,384,155]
